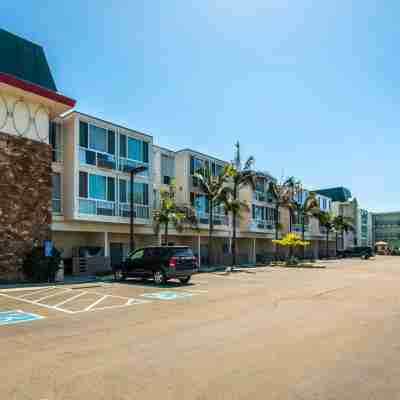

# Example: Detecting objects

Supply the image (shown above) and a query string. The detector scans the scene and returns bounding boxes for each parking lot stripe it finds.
[54,291,87,307]
[0,292,75,314]
[84,295,108,311]
[35,289,72,303]
[19,287,56,298]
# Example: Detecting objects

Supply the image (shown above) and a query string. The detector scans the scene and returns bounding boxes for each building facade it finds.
[0,29,75,278]
[372,212,400,250]
[0,29,343,279]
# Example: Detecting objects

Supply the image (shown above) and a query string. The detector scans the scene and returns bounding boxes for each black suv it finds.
[338,246,374,258]
[121,246,198,285]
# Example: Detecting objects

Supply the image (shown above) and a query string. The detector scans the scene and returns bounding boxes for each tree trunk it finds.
[164,222,169,246]
[326,230,329,258]
[232,210,237,266]
[208,199,214,266]
[302,214,305,259]
[335,231,338,256]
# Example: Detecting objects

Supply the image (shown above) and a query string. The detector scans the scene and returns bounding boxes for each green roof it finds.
[0,29,57,91]
[315,187,352,202]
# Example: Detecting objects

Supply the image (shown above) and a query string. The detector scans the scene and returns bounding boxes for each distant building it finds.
[358,209,373,246]
[372,212,400,250]
[315,187,358,249]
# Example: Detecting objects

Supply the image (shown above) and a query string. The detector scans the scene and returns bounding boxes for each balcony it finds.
[292,224,309,233]
[253,192,274,203]
[79,199,116,217]
[119,158,148,176]
[79,148,116,170]
[196,212,229,226]
[118,203,150,219]
[250,219,275,231]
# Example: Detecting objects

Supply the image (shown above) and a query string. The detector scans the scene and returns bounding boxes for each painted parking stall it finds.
[0,310,44,326]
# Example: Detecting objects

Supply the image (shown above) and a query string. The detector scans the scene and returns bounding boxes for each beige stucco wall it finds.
[0,91,49,143]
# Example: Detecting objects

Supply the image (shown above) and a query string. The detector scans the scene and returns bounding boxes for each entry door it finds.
[110,243,124,267]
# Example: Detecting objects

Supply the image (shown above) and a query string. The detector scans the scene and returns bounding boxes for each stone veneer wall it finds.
[0,131,52,279]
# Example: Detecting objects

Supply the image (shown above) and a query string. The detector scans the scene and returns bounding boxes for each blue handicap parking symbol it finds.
[140,291,193,300]
[0,310,45,326]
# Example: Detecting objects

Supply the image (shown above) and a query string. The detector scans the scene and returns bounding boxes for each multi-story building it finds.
[372,212,400,250]
[50,112,156,272]
[358,209,373,247]
[0,28,348,278]
[316,187,358,250]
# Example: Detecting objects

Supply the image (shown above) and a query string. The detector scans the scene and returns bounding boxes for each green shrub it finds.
[286,256,300,267]
[23,246,62,282]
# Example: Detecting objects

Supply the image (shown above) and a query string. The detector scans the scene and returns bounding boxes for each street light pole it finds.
[129,165,148,253]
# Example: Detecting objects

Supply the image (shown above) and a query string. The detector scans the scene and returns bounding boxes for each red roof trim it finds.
[0,72,76,108]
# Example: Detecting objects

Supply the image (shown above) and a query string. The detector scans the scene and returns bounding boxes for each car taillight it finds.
[168,257,177,268]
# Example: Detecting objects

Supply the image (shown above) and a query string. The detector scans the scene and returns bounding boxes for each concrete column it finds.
[104,232,109,257]
[197,235,201,268]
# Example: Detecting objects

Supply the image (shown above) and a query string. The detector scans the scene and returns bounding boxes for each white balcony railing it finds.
[250,219,275,231]
[253,192,274,203]
[79,148,117,171]
[79,198,116,217]
[292,224,310,233]
[118,203,150,219]
[196,212,229,226]
[118,158,149,176]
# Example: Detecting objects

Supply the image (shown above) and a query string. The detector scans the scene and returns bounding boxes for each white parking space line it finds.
[19,287,56,298]
[85,295,108,311]
[35,289,72,303]
[54,291,87,307]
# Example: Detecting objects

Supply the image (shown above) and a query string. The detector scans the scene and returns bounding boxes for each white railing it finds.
[292,224,310,233]
[79,148,117,170]
[253,192,274,203]
[197,212,229,226]
[118,158,149,176]
[79,198,116,217]
[250,219,275,231]
[118,203,150,219]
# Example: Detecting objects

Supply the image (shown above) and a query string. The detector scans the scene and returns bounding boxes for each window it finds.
[80,120,115,155]
[120,180,127,203]
[130,249,144,260]
[79,171,88,198]
[119,180,149,205]
[89,125,107,153]
[161,154,175,184]
[89,174,107,200]
[52,173,61,213]
[79,172,115,202]
[49,122,62,162]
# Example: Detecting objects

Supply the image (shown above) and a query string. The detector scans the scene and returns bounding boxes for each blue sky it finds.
[1,1,398,211]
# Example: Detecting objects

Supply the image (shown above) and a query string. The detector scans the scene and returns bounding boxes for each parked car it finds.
[337,246,374,258]
[120,246,198,284]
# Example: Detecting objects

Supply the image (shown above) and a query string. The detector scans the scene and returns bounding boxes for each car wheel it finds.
[153,269,166,285]
[179,276,191,284]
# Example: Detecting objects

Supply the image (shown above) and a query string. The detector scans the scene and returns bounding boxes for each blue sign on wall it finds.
[44,240,53,257]
[0,310,45,326]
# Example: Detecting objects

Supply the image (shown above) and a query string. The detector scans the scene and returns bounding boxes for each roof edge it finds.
[0,72,75,108]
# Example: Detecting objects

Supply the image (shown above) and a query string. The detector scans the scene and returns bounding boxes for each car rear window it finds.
[169,247,194,257]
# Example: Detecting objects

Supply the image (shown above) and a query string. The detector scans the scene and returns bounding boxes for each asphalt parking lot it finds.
[1,256,400,399]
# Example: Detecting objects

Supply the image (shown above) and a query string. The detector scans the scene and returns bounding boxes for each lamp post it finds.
[129,165,148,253]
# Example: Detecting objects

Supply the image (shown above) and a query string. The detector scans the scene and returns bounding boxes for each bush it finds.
[23,246,62,282]
[286,256,300,267]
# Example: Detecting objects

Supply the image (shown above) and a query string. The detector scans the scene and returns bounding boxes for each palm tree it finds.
[317,211,334,258]
[153,180,198,245]
[332,215,355,255]
[223,142,256,267]
[285,177,302,232]
[194,165,232,265]
[292,190,320,259]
